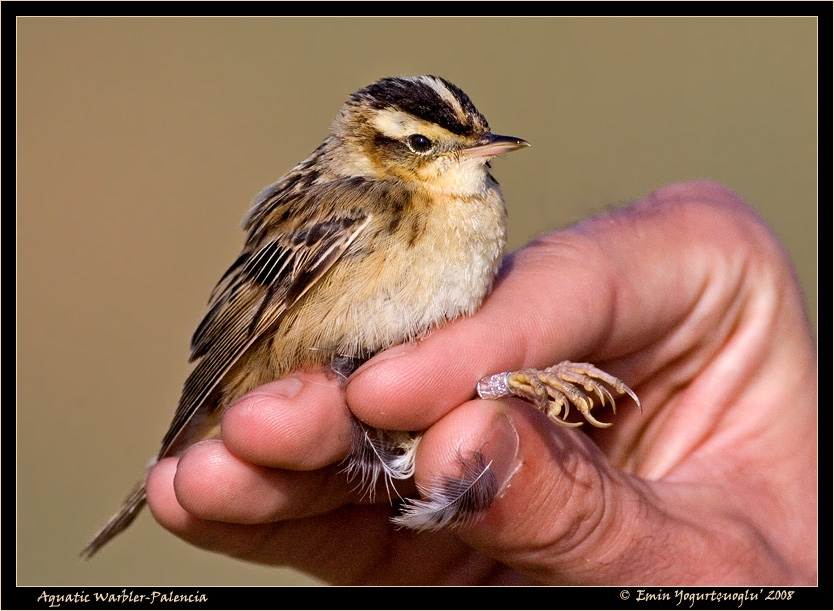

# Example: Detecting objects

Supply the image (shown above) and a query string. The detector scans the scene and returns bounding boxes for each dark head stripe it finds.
[351,76,488,137]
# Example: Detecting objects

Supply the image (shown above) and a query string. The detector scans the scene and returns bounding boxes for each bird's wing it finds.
[157,179,375,458]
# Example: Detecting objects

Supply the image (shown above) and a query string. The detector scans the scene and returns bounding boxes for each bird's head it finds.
[330,75,529,194]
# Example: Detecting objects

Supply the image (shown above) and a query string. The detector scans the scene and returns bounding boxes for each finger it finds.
[147,373,360,526]
[145,456,370,564]
[409,397,776,585]
[158,441,354,524]
[146,456,506,584]
[222,372,350,470]
[421,399,660,584]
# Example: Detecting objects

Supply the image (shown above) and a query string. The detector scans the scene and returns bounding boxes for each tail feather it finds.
[80,479,147,559]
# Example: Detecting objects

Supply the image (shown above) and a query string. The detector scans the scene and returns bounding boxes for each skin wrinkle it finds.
[503,456,612,581]
[623,500,681,581]
[489,415,603,553]
[538,231,622,352]
[540,448,628,574]
[614,368,688,474]
[588,266,715,464]
[534,471,667,584]
[472,401,675,584]
[725,508,796,581]
[646,473,795,584]
[674,387,814,581]
[616,481,668,577]
[643,245,765,481]
[632,321,739,479]
[594,475,672,582]
[675,504,778,583]
[598,197,762,480]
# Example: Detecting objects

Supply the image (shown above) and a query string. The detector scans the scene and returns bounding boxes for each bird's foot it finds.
[477,360,640,428]
[345,361,640,531]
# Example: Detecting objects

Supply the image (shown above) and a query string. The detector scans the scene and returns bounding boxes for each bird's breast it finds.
[271,184,508,367]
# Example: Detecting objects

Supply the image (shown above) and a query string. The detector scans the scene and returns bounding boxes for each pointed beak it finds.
[461,133,530,159]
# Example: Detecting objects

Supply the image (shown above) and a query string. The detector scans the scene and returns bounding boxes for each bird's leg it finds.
[477,361,640,428]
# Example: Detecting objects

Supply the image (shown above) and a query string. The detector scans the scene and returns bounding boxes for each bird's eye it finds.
[407,134,433,153]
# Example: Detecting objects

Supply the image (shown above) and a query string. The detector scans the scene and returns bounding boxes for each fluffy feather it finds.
[343,419,419,502]
[392,451,497,531]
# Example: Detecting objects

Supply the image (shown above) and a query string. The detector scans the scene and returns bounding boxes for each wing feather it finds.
[157,178,374,459]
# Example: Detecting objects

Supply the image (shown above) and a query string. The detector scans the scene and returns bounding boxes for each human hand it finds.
[146,181,817,585]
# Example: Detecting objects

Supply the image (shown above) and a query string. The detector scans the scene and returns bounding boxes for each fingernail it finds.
[351,342,418,376]
[480,412,521,492]
[230,376,303,408]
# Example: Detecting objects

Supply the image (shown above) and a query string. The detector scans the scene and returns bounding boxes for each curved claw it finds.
[500,361,639,428]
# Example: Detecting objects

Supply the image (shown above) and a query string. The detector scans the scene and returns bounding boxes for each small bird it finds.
[81,75,638,558]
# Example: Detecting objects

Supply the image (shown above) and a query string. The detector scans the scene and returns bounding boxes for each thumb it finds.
[401,394,663,585]
[450,399,659,584]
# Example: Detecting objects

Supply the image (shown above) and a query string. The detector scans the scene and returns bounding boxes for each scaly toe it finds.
[478,361,639,428]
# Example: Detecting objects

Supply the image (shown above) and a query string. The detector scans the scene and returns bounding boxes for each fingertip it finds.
[223,373,351,470]
[145,456,190,532]
[346,316,526,432]
[385,399,519,533]
[145,452,284,558]
[171,440,236,519]
[414,400,520,490]
[345,342,474,430]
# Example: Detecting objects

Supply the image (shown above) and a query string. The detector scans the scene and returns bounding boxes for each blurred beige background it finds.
[18,17,816,586]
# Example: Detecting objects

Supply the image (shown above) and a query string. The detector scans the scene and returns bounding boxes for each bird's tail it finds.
[79,478,147,559]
